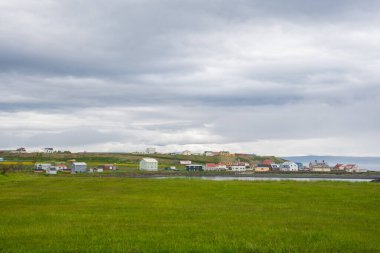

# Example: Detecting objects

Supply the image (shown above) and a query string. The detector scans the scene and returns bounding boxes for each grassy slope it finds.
[0,152,284,167]
[1,174,380,252]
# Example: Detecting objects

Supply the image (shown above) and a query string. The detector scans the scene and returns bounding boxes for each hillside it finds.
[0,152,285,167]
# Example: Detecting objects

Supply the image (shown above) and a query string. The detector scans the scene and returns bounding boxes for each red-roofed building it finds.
[333,164,345,171]
[204,163,227,171]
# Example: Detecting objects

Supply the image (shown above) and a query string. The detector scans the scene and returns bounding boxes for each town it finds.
[0,147,369,174]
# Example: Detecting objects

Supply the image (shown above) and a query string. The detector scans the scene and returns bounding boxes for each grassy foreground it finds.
[1,174,380,252]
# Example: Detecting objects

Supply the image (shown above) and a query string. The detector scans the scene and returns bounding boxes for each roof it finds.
[73,162,87,165]
[141,158,158,163]
[282,162,297,165]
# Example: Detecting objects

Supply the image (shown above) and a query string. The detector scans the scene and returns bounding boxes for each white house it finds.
[139,158,158,171]
[204,163,227,171]
[0,158,4,162]
[229,164,246,172]
[204,151,215,156]
[89,168,104,173]
[53,163,67,171]
[280,162,299,172]
[182,150,192,156]
[180,160,192,165]
[71,162,87,173]
[35,163,51,171]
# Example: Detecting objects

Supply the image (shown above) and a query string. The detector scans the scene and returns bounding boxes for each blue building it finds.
[186,164,204,171]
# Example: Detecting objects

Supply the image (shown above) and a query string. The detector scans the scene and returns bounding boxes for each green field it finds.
[1,174,380,252]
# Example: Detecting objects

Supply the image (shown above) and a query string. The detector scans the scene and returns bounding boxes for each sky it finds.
[1,0,380,156]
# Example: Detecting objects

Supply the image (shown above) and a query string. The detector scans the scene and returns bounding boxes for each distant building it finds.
[204,163,227,171]
[229,163,246,172]
[333,164,345,171]
[99,164,117,170]
[53,163,67,171]
[203,151,214,156]
[280,162,298,172]
[332,164,366,173]
[35,163,51,171]
[254,165,270,172]
[182,150,192,156]
[89,168,103,173]
[309,160,331,172]
[343,164,358,173]
[186,164,204,171]
[219,151,231,156]
[180,160,192,165]
[145,148,156,154]
[270,164,280,171]
[43,148,54,153]
[71,162,87,173]
[139,158,158,171]
[0,158,4,162]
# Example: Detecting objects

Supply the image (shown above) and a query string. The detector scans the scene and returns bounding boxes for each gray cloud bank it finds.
[0,0,380,155]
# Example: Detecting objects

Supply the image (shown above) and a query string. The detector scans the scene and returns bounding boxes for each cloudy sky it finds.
[1,0,380,156]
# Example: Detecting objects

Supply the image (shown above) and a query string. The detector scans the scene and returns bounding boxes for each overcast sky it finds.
[1,0,380,156]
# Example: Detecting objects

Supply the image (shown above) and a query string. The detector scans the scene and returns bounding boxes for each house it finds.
[309,160,331,172]
[180,160,192,165]
[71,162,87,173]
[35,163,51,171]
[43,147,54,153]
[182,150,192,156]
[280,162,298,172]
[203,151,214,156]
[99,164,117,170]
[53,163,67,171]
[218,151,230,156]
[186,164,204,171]
[270,164,280,171]
[333,164,345,171]
[89,168,103,173]
[254,165,270,172]
[0,158,4,162]
[229,163,246,172]
[343,164,367,173]
[204,163,227,171]
[139,158,158,171]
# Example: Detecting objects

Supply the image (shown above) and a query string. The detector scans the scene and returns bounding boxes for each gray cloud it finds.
[0,0,380,155]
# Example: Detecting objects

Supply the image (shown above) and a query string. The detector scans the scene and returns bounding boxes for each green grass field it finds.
[1,173,380,252]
